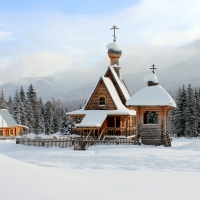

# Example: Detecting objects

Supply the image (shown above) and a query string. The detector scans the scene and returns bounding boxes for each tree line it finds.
[0,84,71,135]
[170,84,200,137]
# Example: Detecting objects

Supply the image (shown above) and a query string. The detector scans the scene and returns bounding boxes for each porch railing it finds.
[103,127,136,137]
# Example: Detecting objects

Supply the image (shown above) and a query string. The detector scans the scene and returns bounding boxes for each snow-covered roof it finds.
[106,42,121,51]
[143,74,158,83]
[109,65,131,101]
[126,85,176,107]
[68,76,135,127]
[76,111,107,127]
[0,109,18,127]
[0,109,29,129]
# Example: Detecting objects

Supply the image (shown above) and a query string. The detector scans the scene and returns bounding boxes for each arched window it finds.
[144,111,158,124]
[99,97,105,106]
[148,112,158,124]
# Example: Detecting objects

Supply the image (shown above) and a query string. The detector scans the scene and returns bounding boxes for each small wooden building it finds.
[126,73,176,146]
[68,37,176,147]
[0,109,28,137]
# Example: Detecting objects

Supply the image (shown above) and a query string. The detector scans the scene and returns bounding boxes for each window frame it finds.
[99,96,106,106]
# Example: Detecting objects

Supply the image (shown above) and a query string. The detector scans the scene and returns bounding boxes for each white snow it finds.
[26,133,36,139]
[37,133,54,139]
[126,85,176,107]
[106,42,121,51]
[1,138,200,199]
[109,66,131,101]
[143,73,158,83]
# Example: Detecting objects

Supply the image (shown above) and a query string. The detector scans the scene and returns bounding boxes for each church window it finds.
[99,97,105,106]
[0,130,3,136]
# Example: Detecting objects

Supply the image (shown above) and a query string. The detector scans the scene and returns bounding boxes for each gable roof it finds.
[105,65,131,101]
[0,109,18,127]
[68,76,136,127]
[84,76,117,110]
[126,85,176,107]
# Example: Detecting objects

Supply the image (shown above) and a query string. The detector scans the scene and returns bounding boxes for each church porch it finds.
[71,114,137,140]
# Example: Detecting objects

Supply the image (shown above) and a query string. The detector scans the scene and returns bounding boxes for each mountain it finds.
[178,39,200,51]
[0,77,55,99]
[53,83,95,111]
[1,39,200,110]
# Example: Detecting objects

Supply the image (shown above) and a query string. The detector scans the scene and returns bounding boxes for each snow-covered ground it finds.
[1,138,200,199]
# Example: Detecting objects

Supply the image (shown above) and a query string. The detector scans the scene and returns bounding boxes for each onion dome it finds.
[106,42,122,66]
[143,74,159,87]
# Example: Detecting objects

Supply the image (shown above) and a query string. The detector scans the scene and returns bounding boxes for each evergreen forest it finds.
[0,84,71,135]
[170,84,200,137]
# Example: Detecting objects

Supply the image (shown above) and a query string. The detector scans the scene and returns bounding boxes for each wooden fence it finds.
[16,137,139,150]
[0,136,16,140]
[16,138,73,148]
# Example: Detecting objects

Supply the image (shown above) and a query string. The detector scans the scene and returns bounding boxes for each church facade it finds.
[68,28,176,147]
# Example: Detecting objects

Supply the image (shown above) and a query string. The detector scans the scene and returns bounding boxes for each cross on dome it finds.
[110,25,119,42]
[150,64,157,74]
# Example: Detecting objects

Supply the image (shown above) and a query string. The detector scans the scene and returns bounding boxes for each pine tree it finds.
[197,88,200,136]
[194,88,199,136]
[13,90,22,124]
[7,96,14,116]
[38,97,45,133]
[44,101,53,135]
[25,97,35,133]
[51,99,62,133]
[185,84,196,137]
[20,86,26,103]
[60,108,72,134]
[174,85,187,137]
[27,84,43,134]
[0,90,8,109]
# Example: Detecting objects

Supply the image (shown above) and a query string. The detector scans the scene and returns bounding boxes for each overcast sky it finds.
[0,0,200,86]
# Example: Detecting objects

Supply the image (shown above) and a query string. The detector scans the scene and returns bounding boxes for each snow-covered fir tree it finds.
[25,97,35,133]
[44,100,53,135]
[7,96,14,117]
[0,90,8,109]
[60,108,74,134]
[13,90,22,125]
[170,84,200,137]
[3,84,73,135]
[185,84,196,136]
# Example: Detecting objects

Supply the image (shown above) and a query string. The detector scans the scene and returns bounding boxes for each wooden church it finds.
[68,26,176,147]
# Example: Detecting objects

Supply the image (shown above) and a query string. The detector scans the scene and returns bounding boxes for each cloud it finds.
[0,30,12,39]
[0,0,200,87]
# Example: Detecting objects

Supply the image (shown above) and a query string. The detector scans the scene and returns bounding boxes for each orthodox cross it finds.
[110,25,119,42]
[150,64,157,74]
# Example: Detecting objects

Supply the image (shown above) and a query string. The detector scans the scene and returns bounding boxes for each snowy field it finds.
[1,138,200,200]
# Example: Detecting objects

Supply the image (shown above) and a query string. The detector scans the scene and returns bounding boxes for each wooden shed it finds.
[126,73,176,146]
[0,109,28,137]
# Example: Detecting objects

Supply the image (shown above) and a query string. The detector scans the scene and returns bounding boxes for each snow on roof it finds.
[0,109,18,127]
[109,65,131,101]
[106,42,121,51]
[0,109,29,129]
[126,85,176,107]
[68,77,135,127]
[76,111,107,127]
[143,74,158,83]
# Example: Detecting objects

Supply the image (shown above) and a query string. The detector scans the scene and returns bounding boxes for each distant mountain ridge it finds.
[0,39,200,110]
[0,77,55,100]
